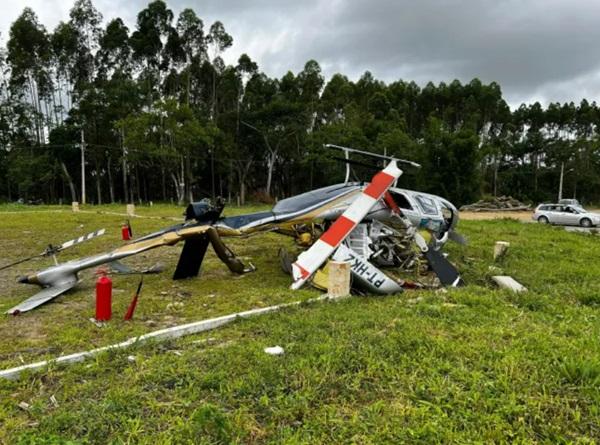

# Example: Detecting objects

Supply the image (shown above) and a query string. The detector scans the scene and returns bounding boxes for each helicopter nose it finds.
[17,275,29,283]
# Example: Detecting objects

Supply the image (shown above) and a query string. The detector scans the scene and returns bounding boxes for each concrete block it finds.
[328,261,351,299]
[494,241,510,260]
[492,275,527,293]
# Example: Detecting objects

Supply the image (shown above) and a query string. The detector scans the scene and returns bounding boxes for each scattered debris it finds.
[88,318,106,328]
[264,346,284,355]
[18,401,30,411]
[192,337,217,345]
[460,196,530,212]
[127,355,136,362]
[49,395,59,408]
[0,295,330,380]
[492,275,527,293]
[166,302,184,311]
[488,265,503,274]
[493,241,510,260]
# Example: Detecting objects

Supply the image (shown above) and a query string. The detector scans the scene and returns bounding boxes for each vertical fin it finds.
[172,236,210,280]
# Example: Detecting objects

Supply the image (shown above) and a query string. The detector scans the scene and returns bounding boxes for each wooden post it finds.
[72,201,79,212]
[328,261,351,299]
[494,241,510,260]
[126,204,135,217]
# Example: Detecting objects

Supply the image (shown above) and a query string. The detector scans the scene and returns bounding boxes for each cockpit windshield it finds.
[416,195,439,215]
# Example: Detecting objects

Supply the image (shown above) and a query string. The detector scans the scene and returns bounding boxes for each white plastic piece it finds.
[264,346,284,355]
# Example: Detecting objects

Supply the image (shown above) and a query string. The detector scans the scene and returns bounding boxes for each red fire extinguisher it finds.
[95,270,112,321]
[121,220,132,241]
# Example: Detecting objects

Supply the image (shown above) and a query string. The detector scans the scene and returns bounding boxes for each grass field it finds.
[0,203,599,443]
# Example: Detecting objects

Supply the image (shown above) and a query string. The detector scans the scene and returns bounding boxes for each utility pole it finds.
[80,129,86,205]
[210,148,215,200]
[121,127,129,203]
[558,162,564,202]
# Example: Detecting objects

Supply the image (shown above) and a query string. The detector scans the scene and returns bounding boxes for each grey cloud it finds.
[2,0,600,107]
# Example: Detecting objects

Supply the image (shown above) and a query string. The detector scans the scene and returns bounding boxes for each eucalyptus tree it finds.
[7,7,53,143]
[121,99,216,204]
[176,8,206,104]
[206,21,233,118]
[130,0,174,105]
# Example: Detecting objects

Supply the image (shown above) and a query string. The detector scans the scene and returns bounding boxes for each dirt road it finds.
[459,210,534,221]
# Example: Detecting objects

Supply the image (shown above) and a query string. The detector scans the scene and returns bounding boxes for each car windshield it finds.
[572,206,586,213]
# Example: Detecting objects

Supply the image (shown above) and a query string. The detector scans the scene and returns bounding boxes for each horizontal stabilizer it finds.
[6,281,77,315]
[110,261,165,275]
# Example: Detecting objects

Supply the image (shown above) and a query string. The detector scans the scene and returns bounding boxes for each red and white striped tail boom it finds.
[291,160,403,290]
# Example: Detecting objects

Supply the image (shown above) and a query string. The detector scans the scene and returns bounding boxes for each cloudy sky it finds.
[1,0,599,108]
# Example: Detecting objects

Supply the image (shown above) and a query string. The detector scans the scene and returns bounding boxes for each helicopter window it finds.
[416,195,438,215]
[441,206,452,220]
[389,191,413,210]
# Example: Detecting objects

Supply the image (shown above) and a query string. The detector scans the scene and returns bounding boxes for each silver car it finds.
[533,204,600,227]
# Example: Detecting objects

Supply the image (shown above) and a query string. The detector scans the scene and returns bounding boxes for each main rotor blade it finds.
[325,144,422,168]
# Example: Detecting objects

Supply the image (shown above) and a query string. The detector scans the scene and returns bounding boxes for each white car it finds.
[532,204,600,227]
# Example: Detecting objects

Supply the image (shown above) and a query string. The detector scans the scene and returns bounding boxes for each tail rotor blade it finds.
[0,228,106,272]
[55,228,106,253]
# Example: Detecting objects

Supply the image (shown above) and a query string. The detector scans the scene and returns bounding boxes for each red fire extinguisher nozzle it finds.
[124,277,144,321]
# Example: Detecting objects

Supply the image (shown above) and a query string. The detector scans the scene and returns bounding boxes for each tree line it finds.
[1,0,599,207]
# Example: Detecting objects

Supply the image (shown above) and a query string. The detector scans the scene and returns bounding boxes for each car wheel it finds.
[580,218,592,227]
[538,216,549,224]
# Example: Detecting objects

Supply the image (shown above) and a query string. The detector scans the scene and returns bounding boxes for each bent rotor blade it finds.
[56,228,106,253]
[424,249,464,287]
[291,160,403,289]
[6,282,77,315]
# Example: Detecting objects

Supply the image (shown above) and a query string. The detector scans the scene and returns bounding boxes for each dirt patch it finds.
[460,211,534,221]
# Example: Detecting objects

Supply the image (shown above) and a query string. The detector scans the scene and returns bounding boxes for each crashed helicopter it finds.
[4,144,465,315]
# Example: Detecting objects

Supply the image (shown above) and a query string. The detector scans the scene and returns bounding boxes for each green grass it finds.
[0,206,599,443]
